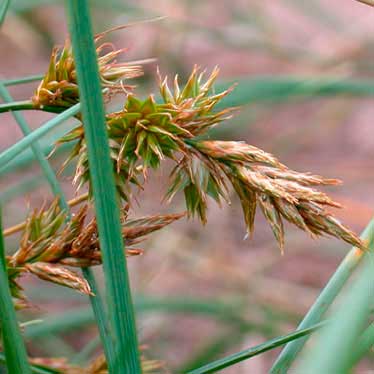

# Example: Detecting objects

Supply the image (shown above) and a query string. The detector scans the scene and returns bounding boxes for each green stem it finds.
[2,74,44,86]
[0,84,68,211]
[215,76,374,109]
[296,254,374,373]
[0,100,66,114]
[81,268,115,367]
[65,1,141,372]
[270,219,374,373]
[0,0,10,25]
[0,210,31,373]
[24,296,248,339]
[350,323,374,365]
[0,103,80,172]
[187,321,326,374]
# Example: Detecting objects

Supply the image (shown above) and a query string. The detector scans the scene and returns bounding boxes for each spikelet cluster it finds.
[32,37,143,109]
[188,140,364,251]
[59,66,233,201]
[6,199,183,299]
[55,65,365,252]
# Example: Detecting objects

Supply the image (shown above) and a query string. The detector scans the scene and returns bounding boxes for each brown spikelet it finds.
[272,198,312,234]
[123,212,185,240]
[192,140,285,169]
[258,194,285,252]
[25,262,92,296]
[230,177,257,237]
[185,139,365,251]
[298,201,365,249]
[6,199,184,299]
[257,165,341,186]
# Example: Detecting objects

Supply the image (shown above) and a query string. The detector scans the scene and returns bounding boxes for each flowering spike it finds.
[185,139,365,251]
[6,199,184,300]
[52,58,364,252]
[25,262,92,295]
[33,34,144,109]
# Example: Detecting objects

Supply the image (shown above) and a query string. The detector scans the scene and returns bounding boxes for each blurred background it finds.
[1,0,374,372]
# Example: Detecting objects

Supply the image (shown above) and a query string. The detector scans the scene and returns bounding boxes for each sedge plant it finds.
[0,1,372,373]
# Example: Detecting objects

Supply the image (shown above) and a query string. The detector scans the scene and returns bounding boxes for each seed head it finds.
[185,140,365,251]
[58,67,232,201]
[53,60,364,252]
[32,38,143,108]
[25,262,92,296]
[7,199,183,298]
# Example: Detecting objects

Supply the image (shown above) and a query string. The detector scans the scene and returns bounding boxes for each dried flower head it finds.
[183,139,365,252]
[32,37,143,109]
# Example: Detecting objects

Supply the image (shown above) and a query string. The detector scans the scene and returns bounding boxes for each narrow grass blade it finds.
[216,76,374,109]
[25,307,94,339]
[0,209,31,373]
[0,100,65,114]
[270,219,374,373]
[0,84,68,210]
[0,103,80,171]
[81,268,115,367]
[0,0,10,25]
[295,255,374,373]
[65,1,141,372]
[135,296,247,324]
[24,296,247,339]
[3,74,44,86]
[350,323,374,365]
[0,100,35,113]
[0,139,74,177]
[187,322,325,374]
[179,332,246,373]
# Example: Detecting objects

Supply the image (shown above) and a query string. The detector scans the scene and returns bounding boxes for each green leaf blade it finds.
[65,1,141,372]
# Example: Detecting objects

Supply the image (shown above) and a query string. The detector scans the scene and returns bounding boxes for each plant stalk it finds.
[3,74,44,86]
[0,209,31,373]
[0,0,10,26]
[0,103,80,172]
[188,321,326,374]
[0,100,66,114]
[270,219,374,373]
[0,84,69,211]
[65,0,141,372]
